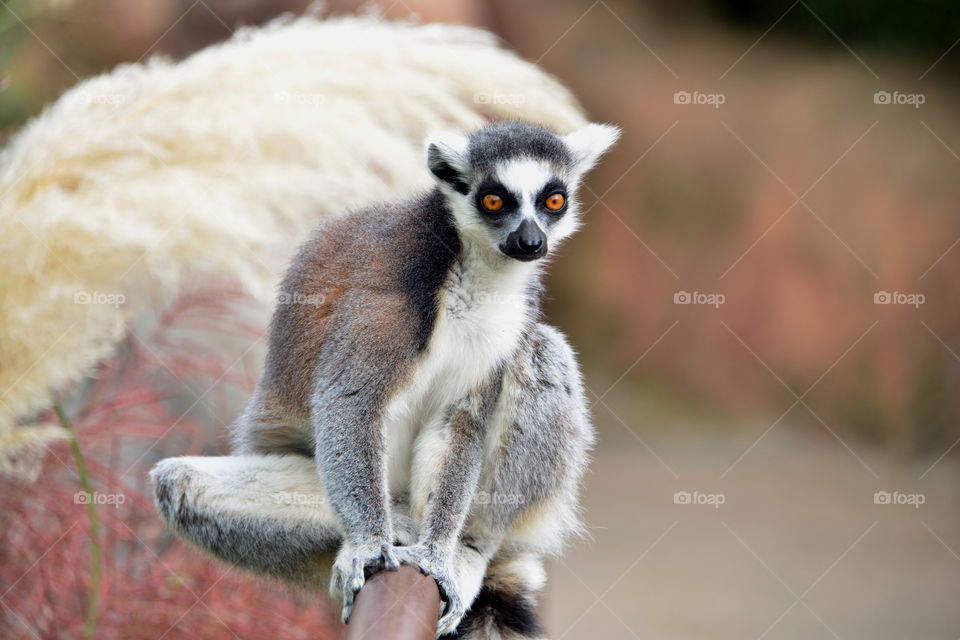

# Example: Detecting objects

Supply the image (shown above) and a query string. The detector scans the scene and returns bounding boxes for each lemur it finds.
[151,120,618,639]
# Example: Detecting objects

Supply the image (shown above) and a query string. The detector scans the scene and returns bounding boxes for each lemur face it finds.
[426,121,620,262]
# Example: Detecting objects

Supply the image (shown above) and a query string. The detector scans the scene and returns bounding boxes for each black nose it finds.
[518,231,543,253]
[502,219,548,261]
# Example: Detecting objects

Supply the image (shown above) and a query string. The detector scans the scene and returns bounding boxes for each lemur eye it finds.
[482,194,504,212]
[544,193,566,211]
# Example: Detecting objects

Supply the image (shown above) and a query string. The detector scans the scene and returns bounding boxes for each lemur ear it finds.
[564,123,621,174]
[425,131,471,195]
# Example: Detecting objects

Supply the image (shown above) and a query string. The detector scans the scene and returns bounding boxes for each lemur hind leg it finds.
[151,454,419,587]
[151,454,342,588]
[230,390,314,457]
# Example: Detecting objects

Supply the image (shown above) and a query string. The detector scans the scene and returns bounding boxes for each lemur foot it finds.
[331,539,400,622]
[394,545,464,637]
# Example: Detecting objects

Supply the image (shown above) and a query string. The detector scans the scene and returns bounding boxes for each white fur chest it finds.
[383,252,534,493]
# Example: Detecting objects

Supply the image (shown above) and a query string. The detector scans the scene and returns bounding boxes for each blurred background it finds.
[2,0,959,638]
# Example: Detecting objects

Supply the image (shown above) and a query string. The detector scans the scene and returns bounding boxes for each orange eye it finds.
[545,193,565,211]
[482,194,503,212]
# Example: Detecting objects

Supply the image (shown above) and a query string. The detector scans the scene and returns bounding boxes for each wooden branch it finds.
[345,565,440,640]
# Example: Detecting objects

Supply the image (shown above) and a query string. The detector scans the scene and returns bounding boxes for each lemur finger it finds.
[341,590,355,623]
[406,561,430,577]
[381,544,400,571]
[436,604,464,636]
[349,558,366,593]
[330,571,343,595]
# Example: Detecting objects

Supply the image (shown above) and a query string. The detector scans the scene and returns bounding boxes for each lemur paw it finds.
[393,545,465,636]
[331,540,400,622]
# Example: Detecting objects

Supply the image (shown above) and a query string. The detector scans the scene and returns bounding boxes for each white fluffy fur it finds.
[151,454,339,523]
[424,131,471,170]
[563,123,621,178]
[0,12,588,474]
[388,245,534,501]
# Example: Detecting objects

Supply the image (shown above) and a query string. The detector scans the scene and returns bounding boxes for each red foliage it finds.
[0,283,342,640]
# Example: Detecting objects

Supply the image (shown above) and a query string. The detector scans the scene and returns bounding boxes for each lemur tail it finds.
[450,554,548,640]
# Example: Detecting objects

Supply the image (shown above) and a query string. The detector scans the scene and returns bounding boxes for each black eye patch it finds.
[536,179,568,213]
[473,177,520,218]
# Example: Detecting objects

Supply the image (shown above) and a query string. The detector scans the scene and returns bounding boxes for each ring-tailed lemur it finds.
[151,120,618,639]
